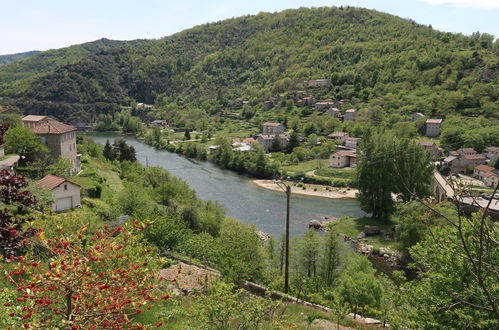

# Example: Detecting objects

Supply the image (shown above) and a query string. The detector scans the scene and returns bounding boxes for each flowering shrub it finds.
[2,221,168,328]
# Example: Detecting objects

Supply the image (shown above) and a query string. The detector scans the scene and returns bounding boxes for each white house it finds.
[483,147,499,164]
[37,175,81,212]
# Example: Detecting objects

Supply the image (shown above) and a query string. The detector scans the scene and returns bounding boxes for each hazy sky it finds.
[1,0,498,55]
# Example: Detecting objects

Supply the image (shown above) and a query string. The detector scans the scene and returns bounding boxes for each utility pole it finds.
[274,177,303,294]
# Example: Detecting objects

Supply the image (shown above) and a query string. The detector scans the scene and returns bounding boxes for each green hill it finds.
[0,50,41,65]
[0,6,497,123]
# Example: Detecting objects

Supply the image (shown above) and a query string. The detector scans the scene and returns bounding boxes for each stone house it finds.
[136,103,154,110]
[315,101,335,111]
[483,146,499,164]
[445,148,486,174]
[474,165,495,180]
[327,108,342,118]
[483,171,499,187]
[262,122,285,135]
[304,79,330,87]
[229,98,248,109]
[345,137,361,149]
[416,141,441,158]
[23,116,80,174]
[256,134,289,152]
[344,109,356,121]
[330,150,357,168]
[412,112,425,121]
[327,131,349,141]
[425,118,443,137]
[302,97,316,107]
[37,175,81,212]
[151,120,168,129]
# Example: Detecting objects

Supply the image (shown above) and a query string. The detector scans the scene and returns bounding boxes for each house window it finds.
[64,184,68,191]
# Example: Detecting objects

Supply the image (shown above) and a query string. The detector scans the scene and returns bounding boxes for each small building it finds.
[315,101,335,111]
[483,171,499,187]
[256,134,289,152]
[345,137,361,149]
[330,151,357,168]
[151,120,168,129]
[302,97,316,107]
[0,107,20,115]
[416,141,441,158]
[327,131,349,141]
[474,165,495,181]
[24,117,80,174]
[483,146,499,164]
[136,103,154,110]
[262,122,285,135]
[229,98,248,109]
[304,79,330,88]
[344,109,356,121]
[327,108,342,118]
[412,113,425,121]
[22,115,50,129]
[37,175,81,212]
[425,119,443,137]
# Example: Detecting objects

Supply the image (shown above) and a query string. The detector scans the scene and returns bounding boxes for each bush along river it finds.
[86,132,366,238]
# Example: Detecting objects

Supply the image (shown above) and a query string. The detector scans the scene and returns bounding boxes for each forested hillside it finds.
[0,6,497,123]
[0,50,41,65]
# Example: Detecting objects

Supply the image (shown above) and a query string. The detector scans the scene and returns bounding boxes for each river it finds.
[86,132,365,238]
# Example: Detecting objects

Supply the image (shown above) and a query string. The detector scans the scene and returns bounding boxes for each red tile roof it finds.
[333,151,357,158]
[37,175,80,190]
[263,122,282,127]
[346,109,356,113]
[475,165,494,173]
[484,146,499,153]
[31,120,77,135]
[345,137,360,141]
[464,154,486,160]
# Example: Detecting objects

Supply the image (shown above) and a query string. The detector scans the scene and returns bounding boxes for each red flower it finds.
[23,323,30,328]
[161,294,169,300]
[156,323,163,327]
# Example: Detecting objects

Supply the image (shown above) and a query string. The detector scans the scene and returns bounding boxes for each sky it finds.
[1,0,498,55]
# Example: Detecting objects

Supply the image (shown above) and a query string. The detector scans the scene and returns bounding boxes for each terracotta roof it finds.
[346,109,356,113]
[0,108,15,114]
[243,137,255,144]
[484,171,499,178]
[263,122,282,127]
[416,141,437,147]
[22,115,48,122]
[37,175,80,190]
[31,120,77,135]
[345,137,360,141]
[475,165,494,173]
[426,118,443,124]
[484,146,499,153]
[328,131,349,137]
[457,148,477,155]
[463,154,486,160]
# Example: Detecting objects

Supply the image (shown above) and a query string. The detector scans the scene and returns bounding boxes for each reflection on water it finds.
[86,132,365,238]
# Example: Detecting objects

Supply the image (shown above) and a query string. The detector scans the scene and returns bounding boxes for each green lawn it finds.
[281,159,329,175]
[315,167,357,181]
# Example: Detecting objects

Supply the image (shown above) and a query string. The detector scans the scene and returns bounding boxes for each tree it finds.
[357,130,396,221]
[393,139,434,202]
[299,229,320,277]
[494,158,499,170]
[3,223,167,328]
[270,135,281,152]
[113,139,136,162]
[321,230,340,287]
[4,126,48,165]
[0,170,37,258]
[184,129,191,140]
[286,131,299,153]
[46,157,72,178]
[103,139,115,161]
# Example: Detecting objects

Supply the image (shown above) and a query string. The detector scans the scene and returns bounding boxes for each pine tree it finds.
[103,139,115,160]
[321,231,340,287]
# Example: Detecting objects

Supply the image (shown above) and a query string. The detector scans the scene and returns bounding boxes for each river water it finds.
[86,132,365,238]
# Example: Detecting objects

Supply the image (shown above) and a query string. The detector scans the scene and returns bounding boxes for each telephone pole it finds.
[274,177,303,294]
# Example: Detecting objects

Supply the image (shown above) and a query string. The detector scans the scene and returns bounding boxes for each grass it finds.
[72,157,123,199]
[330,216,402,251]
[281,159,329,175]
[315,167,357,181]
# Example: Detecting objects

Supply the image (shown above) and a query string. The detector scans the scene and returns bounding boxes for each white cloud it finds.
[424,0,499,9]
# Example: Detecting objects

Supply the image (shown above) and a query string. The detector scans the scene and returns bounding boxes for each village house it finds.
[330,150,357,168]
[445,148,487,174]
[412,112,425,121]
[0,107,20,115]
[327,108,342,118]
[474,165,499,187]
[302,97,316,107]
[229,98,248,109]
[256,134,289,152]
[416,141,441,158]
[293,91,308,100]
[304,79,330,88]
[151,120,169,129]
[262,122,285,135]
[315,101,335,111]
[136,103,154,110]
[37,175,81,212]
[425,118,443,137]
[483,146,499,164]
[23,116,80,174]
[327,131,349,141]
[345,137,361,149]
[344,109,356,121]
[295,99,305,107]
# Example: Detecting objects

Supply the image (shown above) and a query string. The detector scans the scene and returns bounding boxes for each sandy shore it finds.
[253,180,358,199]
